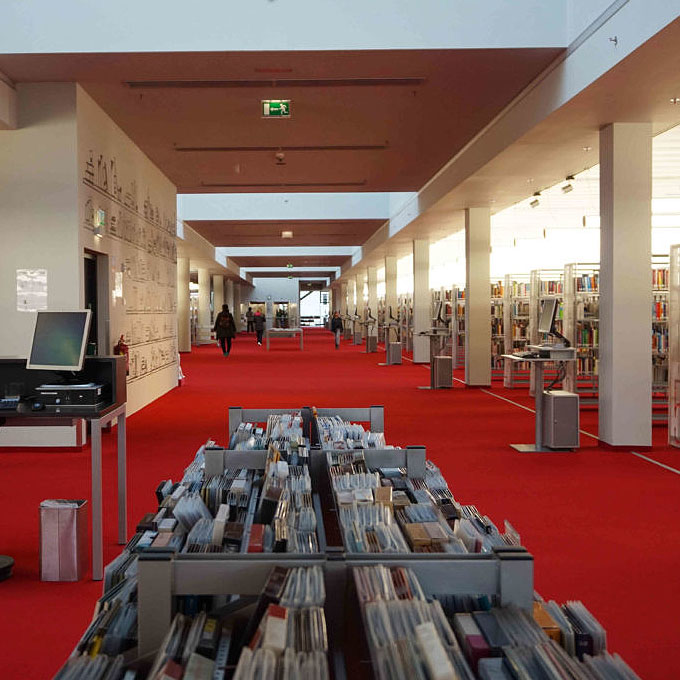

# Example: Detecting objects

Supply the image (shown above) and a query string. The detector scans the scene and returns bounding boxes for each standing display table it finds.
[503,351,577,452]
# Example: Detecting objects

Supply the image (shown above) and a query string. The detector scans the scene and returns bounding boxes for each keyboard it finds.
[0,397,20,411]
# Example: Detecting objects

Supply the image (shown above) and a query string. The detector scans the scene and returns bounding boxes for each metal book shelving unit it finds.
[134,404,534,678]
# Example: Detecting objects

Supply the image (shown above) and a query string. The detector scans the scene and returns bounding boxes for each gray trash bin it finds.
[39,499,88,581]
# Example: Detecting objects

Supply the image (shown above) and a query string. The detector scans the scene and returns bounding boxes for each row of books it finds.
[576,327,599,347]
[652,296,668,321]
[355,564,639,680]
[539,280,563,295]
[652,328,668,353]
[510,281,530,298]
[491,282,504,298]
[327,450,518,555]
[574,273,599,292]
[652,267,669,290]
[510,301,530,316]
[317,415,387,450]
[491,305,503,320]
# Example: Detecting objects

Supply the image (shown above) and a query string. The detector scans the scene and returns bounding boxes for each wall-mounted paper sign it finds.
[17,269,48,312]
[113,271,124,302]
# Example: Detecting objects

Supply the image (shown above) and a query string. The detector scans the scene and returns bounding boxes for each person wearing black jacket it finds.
[330,311,343,349]
[214,304,236,356]
[253,310,266,345]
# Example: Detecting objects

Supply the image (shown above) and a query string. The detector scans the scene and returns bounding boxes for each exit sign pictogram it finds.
[262,100,291,117]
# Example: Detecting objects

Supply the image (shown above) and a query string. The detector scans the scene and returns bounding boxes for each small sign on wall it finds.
[16,269,48,312]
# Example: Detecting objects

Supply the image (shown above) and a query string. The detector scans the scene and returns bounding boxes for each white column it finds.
[346,278,355,317]
[599,123,652,446]
[367,267,378,336]
[412,239,430,363]
[212,274,224,316]
[197,267,211,344]
[177,257,191,352]
[225,279,234,313]
[384,256,397,320]
[340,281,348,315]
[465,207,491,385]
[232,283,242,331]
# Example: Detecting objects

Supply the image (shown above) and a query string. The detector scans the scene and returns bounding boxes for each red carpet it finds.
[1,328,678,679]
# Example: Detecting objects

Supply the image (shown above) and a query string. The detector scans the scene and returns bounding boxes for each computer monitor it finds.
[538,298,558,335]
[433,300,443,324]
[26,310,92,371]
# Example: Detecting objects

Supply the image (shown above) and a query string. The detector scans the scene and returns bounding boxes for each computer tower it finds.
[432,356,453,389]
[388,342,402,365]
[542,390,579,449]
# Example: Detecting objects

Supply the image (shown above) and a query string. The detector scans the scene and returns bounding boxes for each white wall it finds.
[1,1,567,53]
[249,278,300,328]
[0,83,80,356]
[77,87,178,415]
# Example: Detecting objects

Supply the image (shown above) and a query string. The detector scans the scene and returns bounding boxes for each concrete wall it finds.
[0,83,80,357]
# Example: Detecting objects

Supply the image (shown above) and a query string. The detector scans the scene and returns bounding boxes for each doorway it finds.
[83,251,110,355]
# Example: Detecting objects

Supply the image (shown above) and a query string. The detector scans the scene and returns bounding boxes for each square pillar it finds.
[213,274,224,315]
[225,279,234,313]
[232,283,242,331]
[465,207,491,386]
[384,256,398,321]
[340,281,348,315]
[412,239,430,363]
[197,267,212,344]
[367,267,378,336]
[599,123,652,446]
[177,257,191,352]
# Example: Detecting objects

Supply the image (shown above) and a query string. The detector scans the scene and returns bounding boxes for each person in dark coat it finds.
[246,307,255,333]
[253,310,266,345]
[214,304,236,356]
[330,311,343,349]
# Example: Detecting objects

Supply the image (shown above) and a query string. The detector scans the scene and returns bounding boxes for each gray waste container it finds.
[39,499,88,581]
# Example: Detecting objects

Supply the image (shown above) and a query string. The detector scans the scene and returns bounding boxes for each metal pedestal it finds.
[365,334,378,353]
[502,355,578,453]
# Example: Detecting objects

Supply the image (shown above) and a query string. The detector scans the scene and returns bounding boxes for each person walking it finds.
[330,311,343,349]
[246,307,255,333]
[253,309,266,346]
[214,304,236,356]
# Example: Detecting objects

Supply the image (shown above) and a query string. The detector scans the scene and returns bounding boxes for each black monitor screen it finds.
[538,298,558,335]
[27,311,92,371]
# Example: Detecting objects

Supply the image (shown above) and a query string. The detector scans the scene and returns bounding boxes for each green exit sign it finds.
[262,99,291,118]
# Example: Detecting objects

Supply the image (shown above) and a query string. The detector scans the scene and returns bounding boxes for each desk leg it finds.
[117,410,127,545]
[91,419,103,581]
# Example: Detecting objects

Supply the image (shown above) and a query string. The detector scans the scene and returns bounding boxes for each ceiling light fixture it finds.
[670,97,680,105]
[530,191,541,208]
[561,183,573,194]
[583,146,592,152]
[281,231,293,239]
[286,263,294,269]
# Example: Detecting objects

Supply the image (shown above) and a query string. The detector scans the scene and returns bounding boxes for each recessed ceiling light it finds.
[670,97,680,105]
[583,146,592,152]
[281,230,293,239]
[286,263,294,269]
